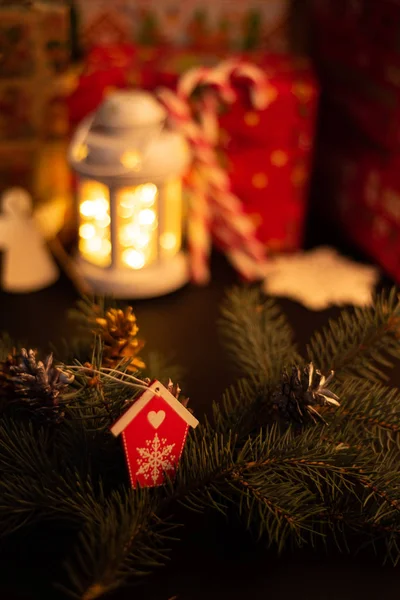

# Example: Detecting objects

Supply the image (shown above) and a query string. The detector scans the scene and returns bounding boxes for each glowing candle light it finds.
[99,239,112,256]
[138,209,156,226]
[93,199,109,219]
[97,215,111,228]
[80,200,95,217]
[135,232,150,249]
[79,223,96,239]
[122,249,146,269]
[160,232,177,251]
[120,150,142,170]
[87,237,102,253]
[139,183,157,207]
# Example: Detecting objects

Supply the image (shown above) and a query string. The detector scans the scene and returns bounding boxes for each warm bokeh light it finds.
[122,249,146,269]
[79,223,96,239]
[79,178,183,271]
[140,183,157,206]
[79,181,111,267]
[116,183,159,268]
[74,143,88,162]
[120,150,142,170]
[99,239,112,255]
[135,232,151,248]
[86,237,102,253]
[119,224,139,247]
[80,200,95,217]
[118,204,135,219]
[160,232,177,251]
[161,178,182,259]
[80,198,108,219]
[93,199,109,220]
[138,209,156,226]
[119,192,136,209]
[97,215,111,228]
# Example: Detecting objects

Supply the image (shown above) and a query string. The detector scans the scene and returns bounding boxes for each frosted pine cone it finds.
[10,349,74,422]
[271,362,340,425]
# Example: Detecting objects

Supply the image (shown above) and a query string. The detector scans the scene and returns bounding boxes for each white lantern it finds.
[69,90,191,298]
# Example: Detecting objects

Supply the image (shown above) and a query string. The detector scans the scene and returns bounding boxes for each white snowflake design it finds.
[136,433,176,485]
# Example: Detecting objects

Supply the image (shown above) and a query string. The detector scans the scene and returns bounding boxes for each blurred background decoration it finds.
[0,0,73,242]
[2,0,400,289]
[308,0,400,285]
[69,89,190,298]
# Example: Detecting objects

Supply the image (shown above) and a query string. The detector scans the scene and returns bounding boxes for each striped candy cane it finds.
[157,58,275,284]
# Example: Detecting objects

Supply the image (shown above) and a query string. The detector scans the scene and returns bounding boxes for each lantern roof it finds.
[69,90,190,183]
[93,90,167,130]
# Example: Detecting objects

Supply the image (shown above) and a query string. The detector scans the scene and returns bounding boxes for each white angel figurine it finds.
[0,187,59,293]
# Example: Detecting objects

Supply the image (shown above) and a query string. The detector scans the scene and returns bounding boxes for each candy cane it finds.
[157,58,275,283]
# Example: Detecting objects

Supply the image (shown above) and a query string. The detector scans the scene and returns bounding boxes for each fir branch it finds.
[68,297,107,339]
[211,378,263,437]
[307,288,400,382]
[61,489,174,600]
[0,419,110,534]
[361,448,400,521]
[172,424,368,546]
[219,286,300,382]
[332,379,400,451]
[62,347,147,432]
[0,418,52,479]
[145,351,184,388]
[230,470,314,551]
[3,289,400,598]
[0,333,15,362]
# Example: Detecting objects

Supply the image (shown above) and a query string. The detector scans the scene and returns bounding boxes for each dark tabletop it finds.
[0,243,399,600]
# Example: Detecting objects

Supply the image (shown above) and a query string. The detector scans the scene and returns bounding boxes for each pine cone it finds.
[95,307,145,372]
[9,349,74,422]
[271,363,340,425]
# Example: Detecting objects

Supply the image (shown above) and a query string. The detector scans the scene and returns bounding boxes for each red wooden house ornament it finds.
[111,380,199,488]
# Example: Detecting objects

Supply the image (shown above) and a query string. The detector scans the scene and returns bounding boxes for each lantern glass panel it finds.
[117,183,159,269]
[78,180,111,267]
[160,178,182,260]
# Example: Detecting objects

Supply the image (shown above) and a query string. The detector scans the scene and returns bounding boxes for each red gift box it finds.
[337,151,400,283]
[221,55,318,250]
[139,49,319,251]
[67,45,166,127]
[322,74,400,152]
[310,0,400,151]
[67,44,140,126]
[316,113,400,282]
[227,147,309,250]
[68,46,319,252]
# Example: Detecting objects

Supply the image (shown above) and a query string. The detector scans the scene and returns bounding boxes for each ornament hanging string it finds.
[157,59,275,284]
[66,365,150,392]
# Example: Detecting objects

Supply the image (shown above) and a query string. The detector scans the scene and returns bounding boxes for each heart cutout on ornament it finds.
[147,410,166,429]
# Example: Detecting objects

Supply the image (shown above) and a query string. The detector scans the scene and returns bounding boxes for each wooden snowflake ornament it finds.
[111,380,199,488]
[262,246,379,311]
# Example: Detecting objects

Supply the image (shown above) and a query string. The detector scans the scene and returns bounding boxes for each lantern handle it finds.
[68,113,94,166]
[69,114,165,178]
